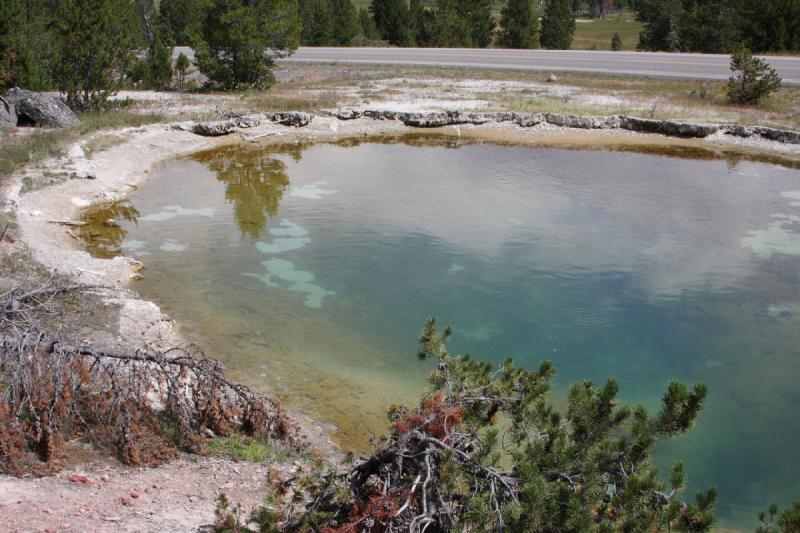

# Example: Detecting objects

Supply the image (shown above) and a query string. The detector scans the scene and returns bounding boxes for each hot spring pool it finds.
[80,136,800,528]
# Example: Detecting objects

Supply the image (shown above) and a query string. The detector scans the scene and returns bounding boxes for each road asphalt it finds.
[173,46,800,85]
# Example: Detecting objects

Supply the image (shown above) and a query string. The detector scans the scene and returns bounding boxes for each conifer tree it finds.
[174,51,191,89]
[497,0,539,48]
[371,0,414,45]
[431,0,472,47]
[726,45,782,104]
[148,34,173,89]
[238,318,719,531]
[358,8,381,41]
[0,0,57,90]
[611,32,623,50]
[330,0,360,45]
[54,0,141,110]
[299,0,334,45]
[194,0,300,90]
[462,0,496,47]
[158,0,207,46]
[540,0,576,49]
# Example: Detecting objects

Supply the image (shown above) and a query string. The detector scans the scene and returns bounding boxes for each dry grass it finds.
[0,111,165,181]
[83,134,124,158]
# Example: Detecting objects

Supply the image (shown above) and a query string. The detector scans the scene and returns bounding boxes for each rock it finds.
[400,111,497,128]
[335,109,362,120]
[514,113,544,127]
[750,126,800,144]
[69,473,90,484]
[618,116,719,138]
[547,73,559,82]
[5,88,79,128]
[130,490,140,499]
[235,114,262,128]
[0,96,17,127]
[269,112,312,127]
[191,120,236,136]
[544,113,611,129]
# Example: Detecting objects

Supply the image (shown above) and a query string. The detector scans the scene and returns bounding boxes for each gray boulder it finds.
[0,96,17,127]
[6,88,79,128]
[270,112,312,127]
[191,120,237,136]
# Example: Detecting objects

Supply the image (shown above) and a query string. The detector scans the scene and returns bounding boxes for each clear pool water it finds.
[81,136,800,528]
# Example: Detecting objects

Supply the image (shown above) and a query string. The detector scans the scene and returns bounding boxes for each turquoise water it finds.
[83,137,800,528]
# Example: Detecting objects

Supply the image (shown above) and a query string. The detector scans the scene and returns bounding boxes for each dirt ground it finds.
[0,452,304,532]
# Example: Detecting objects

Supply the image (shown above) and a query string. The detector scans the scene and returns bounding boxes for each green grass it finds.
[571,11,643,50]
[208,436,287,463]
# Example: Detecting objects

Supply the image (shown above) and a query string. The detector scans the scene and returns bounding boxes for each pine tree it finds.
[158,0,207,46]
[371,0,414,45]
[299,0,334,45]
[726,45,782,104]
[148,34,173,89]
[461,0,496,47]
[540,0,576,49]
[246,318,719,531]
[0,0,57,90]
[194,0,300,90]
[330,0,360,45]
[358,8,381,41]
[497,0,539,48]
[54,0,141,110]
[611,32,623,50]
[174,51,191,89]
[431,0,472,47]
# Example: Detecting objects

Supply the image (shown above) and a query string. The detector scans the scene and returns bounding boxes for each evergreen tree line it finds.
[0,0,303,103]
[635,0,800,53]
[370,0,577,49]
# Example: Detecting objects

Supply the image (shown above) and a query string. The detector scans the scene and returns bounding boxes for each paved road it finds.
[283,47,800,85]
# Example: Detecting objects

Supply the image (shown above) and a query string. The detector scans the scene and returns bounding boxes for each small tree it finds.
[540,0,576,49]
[611,32,623,50]
[726,45,782,104]
[497,0,539,49]
[241,318,718,531]
[174,51,191,89]
[147,34,173,89]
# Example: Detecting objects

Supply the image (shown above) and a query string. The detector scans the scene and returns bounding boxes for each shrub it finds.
[726,45,782,105]
[611,32,623,50]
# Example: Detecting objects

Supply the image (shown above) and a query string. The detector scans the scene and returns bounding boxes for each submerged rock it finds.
[191,120,237,136]
[0,96,16,127]
[270,112,312,127]
[6,88,79,128]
